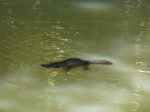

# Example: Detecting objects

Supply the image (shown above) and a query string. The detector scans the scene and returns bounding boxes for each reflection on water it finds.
[1,0,150,112]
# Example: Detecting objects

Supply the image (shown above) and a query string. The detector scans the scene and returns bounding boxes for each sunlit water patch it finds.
[50,48,150,112]
[52,80,136,112]
[72,1,114,11]
[0,65,55,112]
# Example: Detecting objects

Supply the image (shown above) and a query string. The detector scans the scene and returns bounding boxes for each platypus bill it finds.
[41,58,113,72]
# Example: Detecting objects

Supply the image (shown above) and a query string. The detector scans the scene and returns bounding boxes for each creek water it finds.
[1,0,150,112]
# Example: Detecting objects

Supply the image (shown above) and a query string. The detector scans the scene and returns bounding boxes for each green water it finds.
[1,0,150,112]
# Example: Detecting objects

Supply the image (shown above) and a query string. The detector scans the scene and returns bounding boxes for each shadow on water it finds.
[1,0,150,112]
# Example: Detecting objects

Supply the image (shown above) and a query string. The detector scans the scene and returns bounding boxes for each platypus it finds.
[41,58,113,72]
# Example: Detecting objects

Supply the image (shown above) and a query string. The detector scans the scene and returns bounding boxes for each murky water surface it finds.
[1,0,150,112]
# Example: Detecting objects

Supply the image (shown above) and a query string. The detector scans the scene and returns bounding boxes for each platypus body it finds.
[41,58,112,72]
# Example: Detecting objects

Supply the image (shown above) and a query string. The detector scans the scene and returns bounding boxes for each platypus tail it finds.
[87,60,113,65]
[41,62,64,68]
[41,64,53,68]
